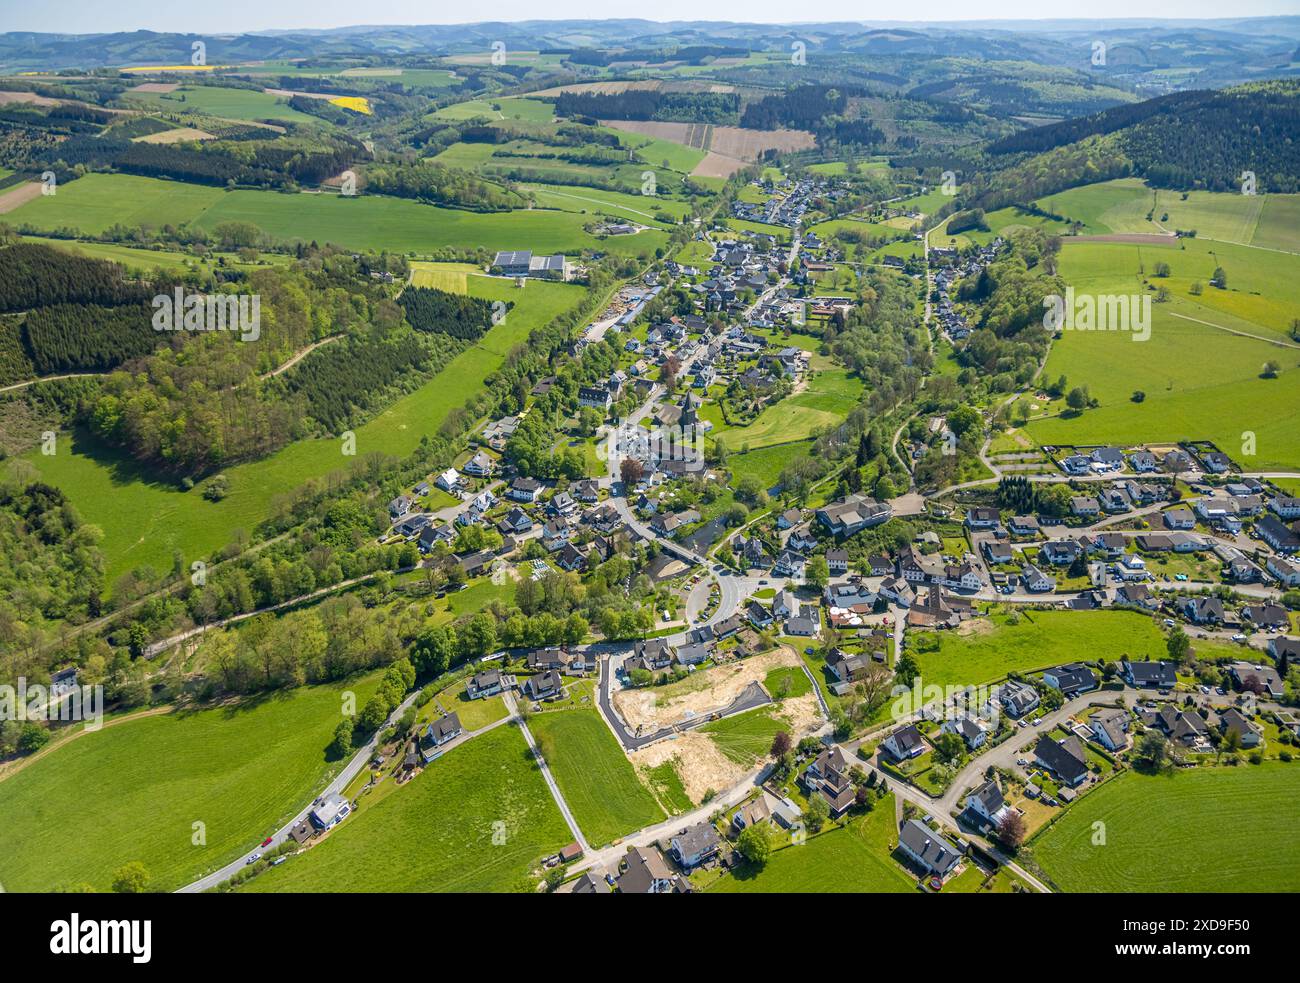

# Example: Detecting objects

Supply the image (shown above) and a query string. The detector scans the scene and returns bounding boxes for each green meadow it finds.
[523,183,692,225]
[242,724,572,892]
[1032,764,1300,892]
[1025,237,1300,470]
[0,673,380,893]
[908,609,1165,690]
[18,273,584,582]
[706,368,864,451]
[526,708,664,847]
[9,172,668,258]
[124,85,320,124]
[1035,177,1300,251]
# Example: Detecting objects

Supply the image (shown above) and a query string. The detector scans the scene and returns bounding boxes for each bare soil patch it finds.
[136,126,216,144]
[0,182,43,215]
[691,151,745,179]
[128,82,180,93]
[631,733,746,803]
[613,647,800,731]
[0,90,59,106]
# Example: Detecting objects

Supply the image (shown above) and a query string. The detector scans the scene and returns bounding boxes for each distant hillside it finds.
[986,80,1300,193]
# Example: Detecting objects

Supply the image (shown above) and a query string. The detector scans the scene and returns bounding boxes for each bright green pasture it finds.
[707,369,864,451]
[126,85,319,124]
[526,708,664,847]
[1025,239,1300,470]
[908,609,1165,690]
[0,673,380,893]
[9,173,668,258]
[241,724,571,892]
[1032,764,1300,892]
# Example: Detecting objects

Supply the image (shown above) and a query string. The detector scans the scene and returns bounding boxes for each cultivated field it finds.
[124,84,318,124]
[526,708,665,847]
[1032,764,1300,892]
[0,673,381,892]
[241,725,572,892]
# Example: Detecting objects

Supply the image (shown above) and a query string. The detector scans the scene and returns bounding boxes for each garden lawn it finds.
[0,673,381,893]
[242,724,571,892]
[1032,763,1300,892]
[712,795,914,892]
[909,609,1165,690]
[526,708,664,847]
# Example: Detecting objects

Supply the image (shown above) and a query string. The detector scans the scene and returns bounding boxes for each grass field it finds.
[526,708,664,847]
[726,440,814,490]
[909,609,1165,690]
[9,173,668,258]
[0,673,381,892]
[125,85,319,124]
[20,273,583,582]
[523,183,691,225]
[1034,178,1300,251]
[1024,236,1300,471]
[1032,764,1300,892]
[432,97,556,122]
[242,724,571,892]
[711,794,914,892]
[700,706,789,767]
[706,369,864,452]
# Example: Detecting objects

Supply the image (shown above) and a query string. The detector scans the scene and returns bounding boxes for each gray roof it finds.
[899,819,962,875]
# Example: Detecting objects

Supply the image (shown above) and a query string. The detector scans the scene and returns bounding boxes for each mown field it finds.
[242,724,572,892]
[1034,177,1300,251]
[0,673,380,893]
[705,368,864,452]
[711,794,915,892]
[726,439,814,490]
[9,173,668,258]
[124,84,320,124]
[700,706,790,767]
[1024,236,1300,471]
[1032,764,1300,892]
[526,708,664,847]
[22,234,292,273]
[20,272,583,582]
[909,609,1166,690]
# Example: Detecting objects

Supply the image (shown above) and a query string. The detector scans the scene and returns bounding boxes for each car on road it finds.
[1232,633,1247,642]
[1164,619,1176,627]
[246,852,262,865]
[1216,687,1227,696]
[261,837,273,847]
[1199,685,1210,694]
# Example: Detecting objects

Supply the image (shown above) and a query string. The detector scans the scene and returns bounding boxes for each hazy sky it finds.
[1,1,1294,34]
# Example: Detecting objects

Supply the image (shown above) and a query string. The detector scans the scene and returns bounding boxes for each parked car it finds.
[261,837,273,847]
[270,856,287,867]
[1163,619,1176,627]
[246,852,262,865]
[1232,633,1247,642]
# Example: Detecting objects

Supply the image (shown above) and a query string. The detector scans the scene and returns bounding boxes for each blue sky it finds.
[1,2,1294,34]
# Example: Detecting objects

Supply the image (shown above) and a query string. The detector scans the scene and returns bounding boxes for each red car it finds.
[261,837,273,847]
